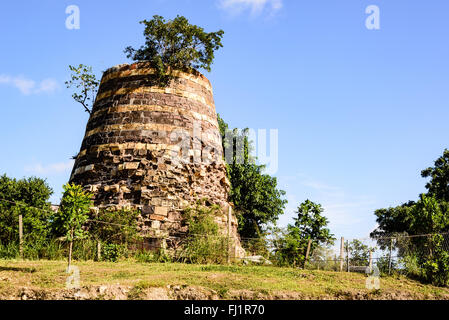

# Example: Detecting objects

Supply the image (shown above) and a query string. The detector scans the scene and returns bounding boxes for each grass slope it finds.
[1,259,448,300]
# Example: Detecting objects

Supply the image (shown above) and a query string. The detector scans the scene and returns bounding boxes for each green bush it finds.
[178,202,228,264]
[0,242,19,259]
[421,235,449,286]
[70,239,97,261]
[88,209,140,244]
[134,251,156,263]
[102,243,120,262]
[22,240,64,261]
[134,248,172,263]
[400,254,421,277]
[242,238,270,259]
[0,239,66,261]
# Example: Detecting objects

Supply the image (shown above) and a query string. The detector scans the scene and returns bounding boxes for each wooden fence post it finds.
[97,241,101,261]
[19,214,23,259]
[339,237,344,272]
[346,240,350,272]
[304,238,312,269]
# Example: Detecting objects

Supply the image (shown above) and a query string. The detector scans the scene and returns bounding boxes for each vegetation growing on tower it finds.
[125,15,224,85]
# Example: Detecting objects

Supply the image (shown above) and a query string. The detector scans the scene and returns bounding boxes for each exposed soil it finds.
[1,284,448,300]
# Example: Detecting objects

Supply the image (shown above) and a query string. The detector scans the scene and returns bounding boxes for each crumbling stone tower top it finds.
[69,61,240,244]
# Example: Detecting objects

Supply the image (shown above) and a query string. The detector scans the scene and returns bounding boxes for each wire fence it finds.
[1,197,449,273]
[303,232,449,275]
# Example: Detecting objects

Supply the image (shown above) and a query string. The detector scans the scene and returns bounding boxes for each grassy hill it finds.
[1,259,448,300]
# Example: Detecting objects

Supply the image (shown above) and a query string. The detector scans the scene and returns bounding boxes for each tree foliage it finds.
[125,15,224,85]
[421,149,449,202]
[371,201,416,239]
[292,200,335,245]
[372,149,449,237]
[0,174,53,244]
[371,149,449,285]
[52,184,92,240]
[52,184,92,267]
[65,64,99,115]
[217,114,287,239]
[348,239,374,266]
[273,200,335,267]
[411,194,449,235]
[372,194,449,238]
[422,234,449,286]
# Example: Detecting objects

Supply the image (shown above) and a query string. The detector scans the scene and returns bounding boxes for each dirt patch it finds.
[0,284,221,300]
[1,284,449,300]
[169,285,219,300]
[16,285,131,300]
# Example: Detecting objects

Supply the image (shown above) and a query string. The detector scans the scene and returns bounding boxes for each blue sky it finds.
[0,0,448,239]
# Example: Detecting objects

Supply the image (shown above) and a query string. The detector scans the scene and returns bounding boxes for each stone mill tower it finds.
[69,61,242,251]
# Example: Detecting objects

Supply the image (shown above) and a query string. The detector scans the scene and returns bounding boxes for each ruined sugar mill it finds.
[69,61,243,255]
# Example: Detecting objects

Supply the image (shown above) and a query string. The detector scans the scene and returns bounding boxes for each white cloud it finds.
[219,0,283,16]
[278,172,379,239]
[0,75,11,83]
[13,77,36,95]
[0,74,59,95]
[35,78,60,94]
[25,160,75,175]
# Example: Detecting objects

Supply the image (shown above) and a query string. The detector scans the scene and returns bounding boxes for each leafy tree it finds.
[421,149,449,201]
[371,201,416,239]
[422,234,449,286]
[273,200,335,267]
[0,174,53,244]
[293,200,335,246]
[371,150,449,238]
[372,195,449,238]
[348,239,374,266]
[217,114,287,239]
[411,194,449,235]
[65,64,99,115]
[52,184,92,268]
[371,149,449,284]
[125,15,224,85]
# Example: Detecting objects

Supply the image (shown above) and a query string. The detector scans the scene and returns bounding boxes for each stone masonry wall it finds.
[69,61,243,255]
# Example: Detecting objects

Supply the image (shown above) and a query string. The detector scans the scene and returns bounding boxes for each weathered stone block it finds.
[168,211,182,222]
[124,162,140,170]
[151,220,161,229]
[142,205,154,215]
[149,214,165,222]
[154,206,168,217]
